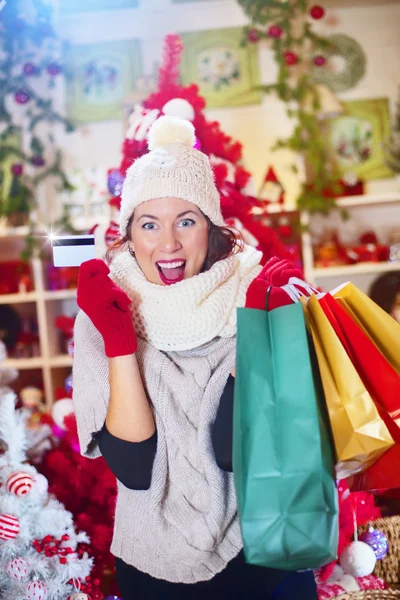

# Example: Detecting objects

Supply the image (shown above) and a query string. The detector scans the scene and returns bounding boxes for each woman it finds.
[73,116,317,599]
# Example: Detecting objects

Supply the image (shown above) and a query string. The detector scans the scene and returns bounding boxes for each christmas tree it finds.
[0,391,103,600]
[104,33,286,264]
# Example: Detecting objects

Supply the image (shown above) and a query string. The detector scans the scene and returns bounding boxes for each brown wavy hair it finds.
[106,213,243,272]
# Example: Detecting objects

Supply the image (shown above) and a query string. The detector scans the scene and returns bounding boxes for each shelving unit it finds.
[301,192,400,293]
[1,230,77,408]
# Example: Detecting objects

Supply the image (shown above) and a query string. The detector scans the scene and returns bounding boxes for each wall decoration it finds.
[65,39,142,123]
[60,0,138,13]
[180,28,261,109]
[326,98,393,181]
[312,34,366,93]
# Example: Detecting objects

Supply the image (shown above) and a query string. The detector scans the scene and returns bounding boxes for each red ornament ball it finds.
[314,55,326,67]
[0,513,20,540]
[14,89,31,104]
[7,471,34,495]
[26,579,47,600]
[268,25,283,39]
[6,557,30,580]
[284,51,298,66]
[309,5,325,19]
[247,28,260,43]
[11,163,23,177]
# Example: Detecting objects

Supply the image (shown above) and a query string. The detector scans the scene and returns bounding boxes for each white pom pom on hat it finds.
[119,115,224,236]
[148,115,196,150]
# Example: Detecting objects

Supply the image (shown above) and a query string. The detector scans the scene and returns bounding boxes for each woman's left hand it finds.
[245,257,303,311]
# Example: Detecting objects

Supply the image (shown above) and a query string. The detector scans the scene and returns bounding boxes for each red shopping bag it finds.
[319,292,400,491]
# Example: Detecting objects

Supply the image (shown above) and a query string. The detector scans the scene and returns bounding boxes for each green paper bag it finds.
[233,301,338,570]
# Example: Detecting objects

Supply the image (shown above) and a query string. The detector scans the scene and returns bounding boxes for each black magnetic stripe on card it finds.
[52,237,95,247]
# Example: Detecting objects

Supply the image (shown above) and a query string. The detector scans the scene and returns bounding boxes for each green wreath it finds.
[312,34,366,93]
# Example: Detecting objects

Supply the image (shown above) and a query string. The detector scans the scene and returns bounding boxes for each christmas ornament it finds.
[52,398,75,430]
[268,25,282,39]
[32,155,45,167]
[359,527,389,560]
[107,170,125,197]
[247,28,260,43]
[314,55,326,67]
[46,62,62,76]
[340,540,377,577]
[0,513,20,540]
[312,34,366,93]
[258,167,284,204]
[26,579,47,600]
[23,62,38,76]
[310,5,325,19]
[6,557,30,580]
[284,51,298,66]
[14,89,31,104]
[7,471,34,496]
[11,163,23,176]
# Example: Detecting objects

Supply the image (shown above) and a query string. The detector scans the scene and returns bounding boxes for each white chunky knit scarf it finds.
[109,244,262,351]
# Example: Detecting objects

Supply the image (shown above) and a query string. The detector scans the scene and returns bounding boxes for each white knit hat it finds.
[119,115,224,236]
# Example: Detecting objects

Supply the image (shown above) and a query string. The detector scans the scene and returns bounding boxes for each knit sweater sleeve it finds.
[72,310,111,459]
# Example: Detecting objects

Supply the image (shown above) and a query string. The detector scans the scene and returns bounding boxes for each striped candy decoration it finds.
[6,556,29,580]
[7,471,34,496]
[0,513,20,540]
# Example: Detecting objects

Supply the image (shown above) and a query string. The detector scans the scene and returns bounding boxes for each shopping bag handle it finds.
[281,277,319,304]
[265,286,272,311]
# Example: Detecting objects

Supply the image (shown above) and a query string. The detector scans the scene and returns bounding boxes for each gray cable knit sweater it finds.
[72,310,243,583]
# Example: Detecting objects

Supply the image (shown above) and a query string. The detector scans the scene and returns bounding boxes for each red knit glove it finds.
[77,259,138,357]
[245,257,303,311]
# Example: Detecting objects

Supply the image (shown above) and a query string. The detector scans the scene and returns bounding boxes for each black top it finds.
[96,375,235,490]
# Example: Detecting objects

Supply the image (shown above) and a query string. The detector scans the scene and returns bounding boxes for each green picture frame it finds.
[60,0,138,13]
[325,98,393,181]
[0,131,22,207]
[180,27,261,109]
[65,39,142,124]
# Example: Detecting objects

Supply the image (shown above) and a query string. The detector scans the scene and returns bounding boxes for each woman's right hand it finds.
[77,259,138,358]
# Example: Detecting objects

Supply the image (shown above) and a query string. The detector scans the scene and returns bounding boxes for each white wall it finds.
[57,0,400,207]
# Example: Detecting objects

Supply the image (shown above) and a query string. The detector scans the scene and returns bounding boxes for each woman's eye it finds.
[178,219,195,228]
[142,222,158,230]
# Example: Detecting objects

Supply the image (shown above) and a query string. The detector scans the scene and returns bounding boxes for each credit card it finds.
[51,235,96,267]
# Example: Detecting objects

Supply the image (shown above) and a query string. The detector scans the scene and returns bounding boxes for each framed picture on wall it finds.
[180,27,262,109]
[60,0,138,13]
[325,98,393,180]
[64,39,142,123]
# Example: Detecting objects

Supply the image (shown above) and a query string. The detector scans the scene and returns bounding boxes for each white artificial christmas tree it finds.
[0,391,95,600]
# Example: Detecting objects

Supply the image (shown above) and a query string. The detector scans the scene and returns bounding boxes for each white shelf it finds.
[0,291,38,304]
[49,354,73,368]
[43,289,77,301]
[3,357,44,370]
[314,261,400,278]
[336,192,400,208]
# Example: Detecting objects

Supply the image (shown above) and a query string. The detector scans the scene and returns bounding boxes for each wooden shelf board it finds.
[43,289,77,300]
[336,192,400,208]
[0,291,38,304]
[314,261,400,278]
[49,355,73,368]
[3,357,43,369]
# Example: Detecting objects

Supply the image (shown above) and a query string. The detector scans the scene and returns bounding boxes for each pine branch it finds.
[0,391,28,467]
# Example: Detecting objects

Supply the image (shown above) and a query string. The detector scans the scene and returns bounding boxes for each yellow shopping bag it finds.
[333,282,400,376]
[303,295,394,479]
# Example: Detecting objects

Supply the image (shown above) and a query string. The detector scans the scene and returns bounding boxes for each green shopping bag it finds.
[233,300,338,571]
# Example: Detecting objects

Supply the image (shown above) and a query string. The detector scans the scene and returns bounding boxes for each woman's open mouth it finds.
[156,260,186,285]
